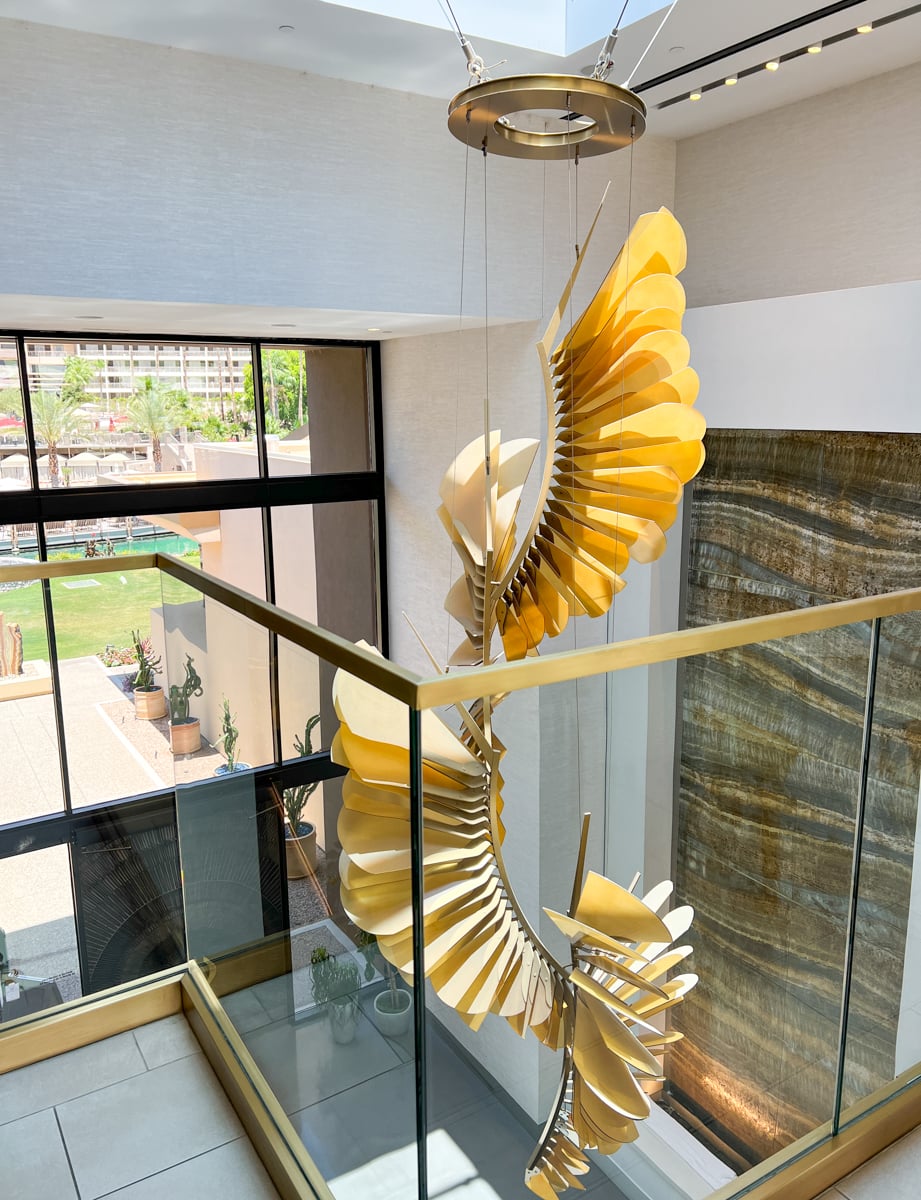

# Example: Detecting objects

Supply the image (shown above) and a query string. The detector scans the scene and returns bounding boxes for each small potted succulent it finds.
[168,654,203,754]
[358,931,412,1037]
[310,947,360,1044]
[283,715,320,878]
[131,630,166,720]
[214,696,250,774]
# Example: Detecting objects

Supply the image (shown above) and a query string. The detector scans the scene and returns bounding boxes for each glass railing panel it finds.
[70,794,186,993]
[212,672,420,1200]
[840,609,921,1122]
[408,619,876,1200]
[159,573,274,782]
[672,623,871,1178]
[0,527,66,820]
[0,844,81,1020]
[48,561,171,807]
[419,665,638,1200]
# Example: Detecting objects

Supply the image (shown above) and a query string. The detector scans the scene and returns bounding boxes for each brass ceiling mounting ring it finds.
[447,73,646,160]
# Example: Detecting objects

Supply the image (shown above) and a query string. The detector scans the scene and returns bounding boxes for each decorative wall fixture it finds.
[334,197,706,1192]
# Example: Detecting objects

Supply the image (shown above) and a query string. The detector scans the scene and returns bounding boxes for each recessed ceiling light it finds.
[271,322,296,327]
[74,314,103,320]
[765,60,780,71]
[279,25,295,32]
[689,90,702,101]
[857,23,873,34]
[367,327,382,332]
[724,75,738,86]
[669,46,685,55]
[807,43,822,53]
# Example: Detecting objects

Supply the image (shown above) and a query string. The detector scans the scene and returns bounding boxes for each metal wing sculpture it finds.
[333,203,705,1195]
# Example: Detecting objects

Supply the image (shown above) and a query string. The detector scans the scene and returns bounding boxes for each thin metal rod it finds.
[832,617,882,1135]
[408,707,429,1199]
[624,0,680,87]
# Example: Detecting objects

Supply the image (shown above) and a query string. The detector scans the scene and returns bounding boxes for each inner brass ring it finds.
[447,74,646,160]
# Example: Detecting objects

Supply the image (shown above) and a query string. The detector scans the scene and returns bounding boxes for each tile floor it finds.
[818,1124,921,1200]
[0,1013,280,1199]
[225,976,630,1200]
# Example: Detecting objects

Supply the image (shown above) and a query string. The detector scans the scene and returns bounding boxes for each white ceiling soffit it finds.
[1,1,919,137]
[0,295,499,340]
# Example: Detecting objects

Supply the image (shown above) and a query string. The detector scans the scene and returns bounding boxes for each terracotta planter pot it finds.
[134,687,166,720]
[285,823,317,878]
[169,718,201,754]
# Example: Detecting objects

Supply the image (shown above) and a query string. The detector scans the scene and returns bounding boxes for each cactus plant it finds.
[168,654,202,724]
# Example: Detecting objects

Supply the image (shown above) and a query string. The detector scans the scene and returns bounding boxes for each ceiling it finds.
[2,1,920,338]
[1,0,920,139]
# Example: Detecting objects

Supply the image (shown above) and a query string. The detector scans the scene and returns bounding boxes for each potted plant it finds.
[357,931,412,1037]
[131,630,166,720]
[214,696,250,774]
[310,947,360,1044]
[168,654,203,754]
[283,714,320,878]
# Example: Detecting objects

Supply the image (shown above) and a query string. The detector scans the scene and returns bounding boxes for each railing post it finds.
[832,616,882,1134]
[409,705,428,1200]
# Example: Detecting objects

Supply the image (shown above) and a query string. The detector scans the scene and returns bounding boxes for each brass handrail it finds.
[3,554,920,710]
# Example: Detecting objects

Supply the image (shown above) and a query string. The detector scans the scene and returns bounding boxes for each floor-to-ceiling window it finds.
[0,331,385,1007]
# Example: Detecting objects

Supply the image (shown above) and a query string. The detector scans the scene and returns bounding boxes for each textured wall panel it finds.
[671,430,921,1164]
[0,17,674,324]
[675,61,921,307]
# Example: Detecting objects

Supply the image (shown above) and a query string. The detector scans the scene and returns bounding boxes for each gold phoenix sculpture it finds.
[332,204,706,1195]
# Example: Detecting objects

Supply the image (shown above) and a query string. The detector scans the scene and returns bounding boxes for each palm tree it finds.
[30,391,77,485]
[128,377,176,471]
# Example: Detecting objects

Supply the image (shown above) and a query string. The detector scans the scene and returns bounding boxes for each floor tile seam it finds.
[53,1049,207,1119]
[131,1025,202,1072]
[0,1059,150,1131]
[90,1134,248,1200]
[428,1094,489,1124]
[53,1103,83,1199]
[129,1029,150,1072]
[287,1056,416,1117]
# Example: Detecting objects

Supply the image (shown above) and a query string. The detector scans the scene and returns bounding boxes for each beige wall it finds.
[675,59,921,307]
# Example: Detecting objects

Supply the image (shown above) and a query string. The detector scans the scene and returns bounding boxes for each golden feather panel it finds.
[497,207,706,662]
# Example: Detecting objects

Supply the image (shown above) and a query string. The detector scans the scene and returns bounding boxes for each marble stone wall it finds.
[670,430,921,1165]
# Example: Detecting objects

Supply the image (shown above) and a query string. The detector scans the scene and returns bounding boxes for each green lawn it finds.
[3,569,200,661]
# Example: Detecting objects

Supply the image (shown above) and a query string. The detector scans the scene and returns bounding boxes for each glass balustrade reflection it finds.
[407,620,876,1200]
[0,528,65,821]
[206,668,420,1200]
[49,563,172,806]
[159,575,273,784]
[841,609,921,1123]
[0,845,81,1021]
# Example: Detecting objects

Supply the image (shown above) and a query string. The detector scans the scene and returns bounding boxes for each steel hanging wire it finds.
[445,111,474,670]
